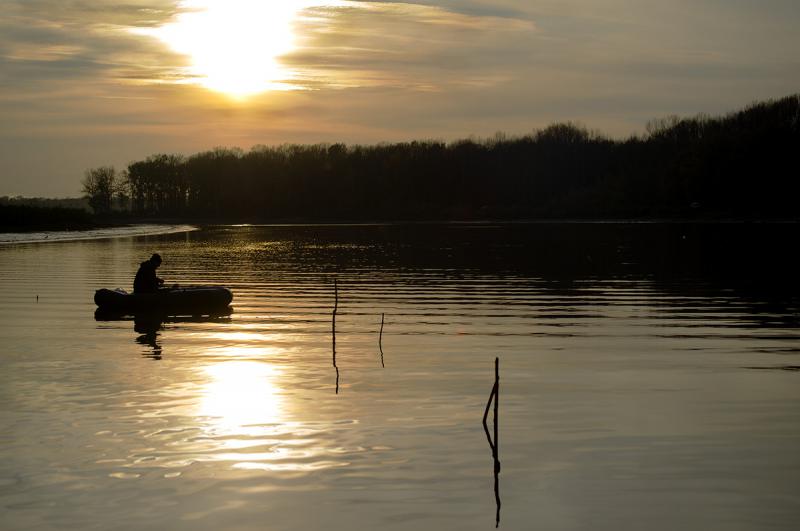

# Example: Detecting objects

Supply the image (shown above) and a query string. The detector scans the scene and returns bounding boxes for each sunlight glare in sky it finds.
[139,0,327,97]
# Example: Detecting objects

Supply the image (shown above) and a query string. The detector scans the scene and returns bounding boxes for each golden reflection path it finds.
[194,342,346,473]
[199,358,284,432]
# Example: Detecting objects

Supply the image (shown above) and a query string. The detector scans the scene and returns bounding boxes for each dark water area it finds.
[1,223,798,530]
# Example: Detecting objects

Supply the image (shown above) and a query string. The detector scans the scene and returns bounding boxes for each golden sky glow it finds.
[2,0,800,196]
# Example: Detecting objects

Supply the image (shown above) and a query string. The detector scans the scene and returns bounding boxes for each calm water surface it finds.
[1,223,798,530]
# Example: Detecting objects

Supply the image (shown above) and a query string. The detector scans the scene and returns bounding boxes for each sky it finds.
[1,0,799,197]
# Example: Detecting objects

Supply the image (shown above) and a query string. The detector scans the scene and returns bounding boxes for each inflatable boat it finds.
[94,286,233,314]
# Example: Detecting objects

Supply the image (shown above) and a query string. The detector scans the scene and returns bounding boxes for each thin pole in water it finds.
[332,279,339,394]
[378,312,385,368]
[332,279,338,365]
[493,357,500,528]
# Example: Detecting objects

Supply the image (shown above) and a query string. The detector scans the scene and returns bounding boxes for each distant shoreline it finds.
[0,224,197,245]
[2,217,797,238]
[141,215,800,225]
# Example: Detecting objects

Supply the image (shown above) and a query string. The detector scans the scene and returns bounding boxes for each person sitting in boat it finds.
[133,253,165,293]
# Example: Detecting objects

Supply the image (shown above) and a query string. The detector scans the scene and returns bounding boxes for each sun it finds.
[138,0,319,97]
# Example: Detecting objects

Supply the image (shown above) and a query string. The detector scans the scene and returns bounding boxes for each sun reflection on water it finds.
[200,330,285,344]
[195,353,345,473]
[199,360,284,432]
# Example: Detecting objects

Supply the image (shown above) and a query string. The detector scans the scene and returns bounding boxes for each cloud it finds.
[284,2,534,90]
[1,1,535,98]
[0,0,188,92]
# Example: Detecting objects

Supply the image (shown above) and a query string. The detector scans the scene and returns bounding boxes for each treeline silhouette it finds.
[87,94,799,221]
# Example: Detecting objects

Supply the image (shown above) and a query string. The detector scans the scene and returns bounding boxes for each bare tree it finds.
[114,169,131,212]
[82,166,116,215]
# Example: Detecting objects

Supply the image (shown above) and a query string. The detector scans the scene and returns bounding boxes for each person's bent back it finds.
[133,253,164,293]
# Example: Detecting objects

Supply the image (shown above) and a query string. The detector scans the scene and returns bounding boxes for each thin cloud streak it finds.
[285,2,534,90]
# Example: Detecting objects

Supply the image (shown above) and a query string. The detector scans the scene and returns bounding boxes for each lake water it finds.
[1,223,798,531]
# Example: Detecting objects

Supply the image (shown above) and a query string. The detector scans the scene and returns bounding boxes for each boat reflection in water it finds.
[94,307,233,359]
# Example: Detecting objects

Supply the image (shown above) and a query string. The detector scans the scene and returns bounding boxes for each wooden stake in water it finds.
[378,312,385,368]
[332,279,338,365]
[482,357,501,527]
[493,357,500,527]
[332,279,339,394]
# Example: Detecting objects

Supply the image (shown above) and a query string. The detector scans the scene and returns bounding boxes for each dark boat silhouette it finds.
[94,286,233,315]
